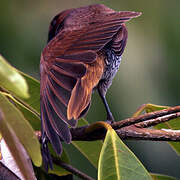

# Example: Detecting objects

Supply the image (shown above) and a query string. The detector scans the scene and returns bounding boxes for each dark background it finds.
[1,0,180,179]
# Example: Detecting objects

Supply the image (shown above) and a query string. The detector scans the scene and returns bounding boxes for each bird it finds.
[40,4,141,170]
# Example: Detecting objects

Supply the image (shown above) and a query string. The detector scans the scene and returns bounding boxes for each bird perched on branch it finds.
[40,4,141,170]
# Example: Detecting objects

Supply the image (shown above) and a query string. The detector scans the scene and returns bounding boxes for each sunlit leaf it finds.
[98,128,152,180]
[0,109,36,180]
[0,92,40,131]
[132,104,169,118]
[0,69,41,130]
[0,70,41,131]
[19,71,40,113]
[15,72,41,130]
[151,173,178,180]
[0,55,29,99]
[0,93,42,166]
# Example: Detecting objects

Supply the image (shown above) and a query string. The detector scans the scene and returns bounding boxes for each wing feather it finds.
[53,61,86,78]
[44,92,72,143]
[49,69,76,91]
[110,24,128,55]
[41,101,62,155]
[46,81,76,127]
[56,51,97,63]
[47,77,69,106]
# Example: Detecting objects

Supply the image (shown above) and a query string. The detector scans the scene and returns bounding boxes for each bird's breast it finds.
[101,49,122,86]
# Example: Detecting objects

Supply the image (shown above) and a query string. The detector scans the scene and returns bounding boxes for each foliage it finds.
[0,55,179,179]
[98,127,152,180]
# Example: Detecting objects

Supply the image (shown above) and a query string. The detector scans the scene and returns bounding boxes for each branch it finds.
[52,158,95,180]
[70,106,180,141]
[112,106,180,129]
[36,106,180,142]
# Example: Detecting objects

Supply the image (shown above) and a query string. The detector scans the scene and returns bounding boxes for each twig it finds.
[135,112,180,128]
[53,158,95,180]
[112,106,180,129]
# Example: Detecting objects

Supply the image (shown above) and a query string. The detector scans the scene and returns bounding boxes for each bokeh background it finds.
[1,0,180,179]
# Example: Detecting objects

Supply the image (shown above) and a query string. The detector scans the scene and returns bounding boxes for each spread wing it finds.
[40,11,141,169]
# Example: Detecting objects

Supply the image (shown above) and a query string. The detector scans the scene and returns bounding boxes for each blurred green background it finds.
[1,0,180,179]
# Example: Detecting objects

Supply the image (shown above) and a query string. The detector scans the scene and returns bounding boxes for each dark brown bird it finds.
[40,4,141,169]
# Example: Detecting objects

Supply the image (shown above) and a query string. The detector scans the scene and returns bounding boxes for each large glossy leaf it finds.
[0,55,29,99]
[0,93,42,167]
[72,119,102,168]
[134,104,180,156]
[0,109,36,180]
[98,128,152,180]
[0,69,41,130]
[151,173,178,180]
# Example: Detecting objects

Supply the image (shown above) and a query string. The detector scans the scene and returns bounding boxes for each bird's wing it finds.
[40,11,140,163]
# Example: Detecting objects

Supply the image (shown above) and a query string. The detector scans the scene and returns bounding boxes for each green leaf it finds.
[0,91,40,131]
[151,173,178,180]
[98,128,152,180]
[19,71,40,113]
[0,109,36,180]
[16,71,41,130]
[132,104,169,117]
[15,101,41,131]
[0,69,41,130]
[2,71,41,131]
[0,93,42,166]
[0,55,29,99]
[72,119,102,168]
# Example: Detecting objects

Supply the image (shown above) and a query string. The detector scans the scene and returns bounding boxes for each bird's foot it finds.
[106,113,115,125]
